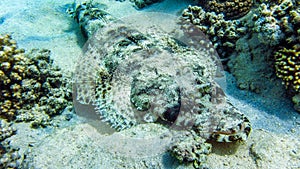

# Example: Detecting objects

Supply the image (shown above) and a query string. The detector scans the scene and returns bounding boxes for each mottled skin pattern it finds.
[74,22,251,168]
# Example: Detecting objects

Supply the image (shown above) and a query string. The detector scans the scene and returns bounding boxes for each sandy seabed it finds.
[0,0,299,168]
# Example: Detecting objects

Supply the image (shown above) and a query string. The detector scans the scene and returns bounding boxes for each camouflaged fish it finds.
[73,14,251,168]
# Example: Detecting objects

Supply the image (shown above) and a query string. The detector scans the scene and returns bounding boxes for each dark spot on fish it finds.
[228,135,235,141]
[244,126,251,135]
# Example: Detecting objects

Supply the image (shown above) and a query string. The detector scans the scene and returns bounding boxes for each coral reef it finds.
[220,0,300,112]
[244,0,300,110]
[0,119,23,168]
[249,0,299,47]
[273,45,300,111]
[0,34,72,127]
[274,47,300,92]
[0,120,15,142]
[227,34,277,92]
[182,0,300,110]
[202,0,253,19]
[67,1,115,38]
[256,0,300,99]
[182,5,248,59]
[170,130,212,169]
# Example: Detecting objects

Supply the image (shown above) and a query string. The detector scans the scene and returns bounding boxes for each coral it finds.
[183,0,299,94]
[0,120,23,168]
[274,47,300,92]
[0,34,27,120]
[249,0,299,47]
[241,0,300,110]
[169,97,251,168]
[0,34,72,127]
[182,5,248,59]
[227,34,276,92]
[67,1,115,38]
[226,0,300,97]
[170,130,212,169]
[202,0,253,19]
[0,120,15,142]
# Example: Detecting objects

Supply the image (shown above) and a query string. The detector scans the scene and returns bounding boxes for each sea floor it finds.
[1,0,299,168]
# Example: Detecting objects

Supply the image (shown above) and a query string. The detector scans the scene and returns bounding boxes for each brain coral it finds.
[0,34,72,127]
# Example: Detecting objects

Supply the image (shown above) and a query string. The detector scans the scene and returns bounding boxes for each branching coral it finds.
[0,119,23,168]
[170,130,212,169]
[249,0,299,47]
[203,0,253,19]
[0,34,72,127]
[0,120,15,142]
[0,34,27,120]
[274,47,300,92]
[183,0,300,112]
[182,5,248,59]
[252,0,300,111]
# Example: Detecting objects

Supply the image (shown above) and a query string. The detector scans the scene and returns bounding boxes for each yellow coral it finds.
[0,34,26,120]
[274,47,300,92]
[204,0,253,19]
[0,34,72,123]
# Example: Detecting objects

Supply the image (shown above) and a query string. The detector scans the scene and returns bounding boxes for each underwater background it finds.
[0,0,299,168]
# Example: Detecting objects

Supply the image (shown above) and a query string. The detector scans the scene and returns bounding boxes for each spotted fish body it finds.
[73,15,251,168]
